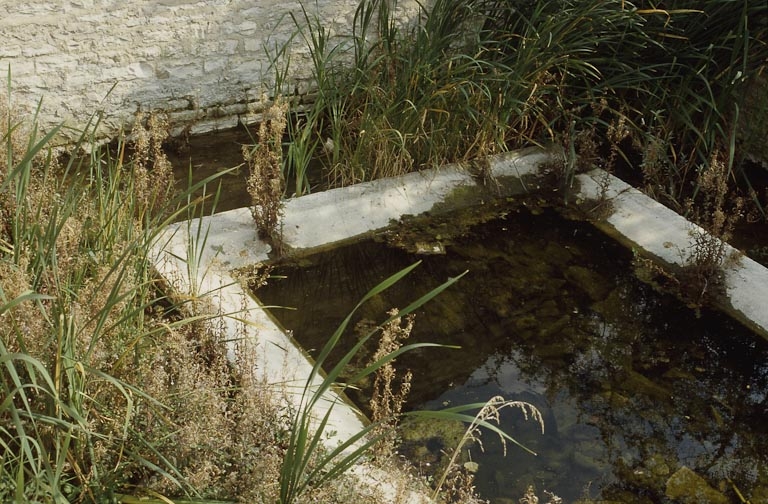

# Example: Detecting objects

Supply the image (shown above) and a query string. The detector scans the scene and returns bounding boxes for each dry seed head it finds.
[130,111,176,216]
[244,97,288,242]
[368,309,415,458]
[470,396,543,457]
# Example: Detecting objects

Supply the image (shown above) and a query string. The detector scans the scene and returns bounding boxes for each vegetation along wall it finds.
[0,0,414,143]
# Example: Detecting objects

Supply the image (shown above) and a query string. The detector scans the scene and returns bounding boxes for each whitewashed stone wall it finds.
[0,0,385,143]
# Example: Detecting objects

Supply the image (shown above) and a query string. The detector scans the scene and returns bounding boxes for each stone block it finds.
[665,466,729,504]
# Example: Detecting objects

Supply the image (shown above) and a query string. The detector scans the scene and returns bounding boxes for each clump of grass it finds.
[276,0,531,187]
[127,315,290,502]
[1,99,173,500]
[679,150,745,308]
[0,85,293,502]
[270,0,766,222]
[243,96,288,249]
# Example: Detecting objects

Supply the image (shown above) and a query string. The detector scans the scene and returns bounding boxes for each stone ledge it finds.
[576,168,768,341]
[151,148,768,501]
[150,148,549,503]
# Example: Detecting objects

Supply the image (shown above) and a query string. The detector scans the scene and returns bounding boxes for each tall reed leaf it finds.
[278,263,467,504]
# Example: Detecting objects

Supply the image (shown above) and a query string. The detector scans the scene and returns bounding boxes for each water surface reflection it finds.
[254,205,768,502]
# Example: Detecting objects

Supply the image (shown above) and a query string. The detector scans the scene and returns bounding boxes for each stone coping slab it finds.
[576,168,768,341]
[156,147,550,272]
[150,149,768,500]
[150,147,550,502]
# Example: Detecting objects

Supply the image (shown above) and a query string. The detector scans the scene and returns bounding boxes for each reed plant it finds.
[278,262,465,503]
[1,102,175,500]
[0,85,285,502]
[271,0,766,214]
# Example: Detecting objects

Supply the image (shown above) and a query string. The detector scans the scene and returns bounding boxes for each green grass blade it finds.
[407,407,538,456]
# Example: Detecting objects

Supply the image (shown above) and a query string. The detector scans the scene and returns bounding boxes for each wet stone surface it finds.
[253,203,768,503]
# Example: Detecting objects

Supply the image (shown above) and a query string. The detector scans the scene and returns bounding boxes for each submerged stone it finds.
[620,370,671,402]
[543,241,575,267]
[564,265,612,301]
[398,416,468,463]
[644,453,671,477]
[665,466,729,504]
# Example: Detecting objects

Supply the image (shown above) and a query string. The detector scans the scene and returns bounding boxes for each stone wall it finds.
[0,0,387,143]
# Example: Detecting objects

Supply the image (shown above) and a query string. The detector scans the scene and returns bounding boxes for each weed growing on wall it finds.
[632,149,746,311]
[130,111,176,222]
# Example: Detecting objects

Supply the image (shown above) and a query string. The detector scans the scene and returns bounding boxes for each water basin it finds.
[253,203,768,503]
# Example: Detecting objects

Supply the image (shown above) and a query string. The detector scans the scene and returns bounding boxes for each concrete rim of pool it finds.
[150,146,768,502]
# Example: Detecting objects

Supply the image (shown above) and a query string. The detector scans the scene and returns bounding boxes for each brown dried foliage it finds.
[243,97,288,246]
[131,111,176,220]
[368,309,414,459]
[681,150,744,306]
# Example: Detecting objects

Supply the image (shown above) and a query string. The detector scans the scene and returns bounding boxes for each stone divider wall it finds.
[0,0,415,144]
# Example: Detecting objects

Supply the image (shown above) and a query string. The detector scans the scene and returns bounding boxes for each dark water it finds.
[165,128,253,214]
[165,126,329,216]
[253,204,768,503]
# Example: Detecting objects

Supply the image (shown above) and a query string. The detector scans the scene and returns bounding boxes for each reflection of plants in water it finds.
[576,314,767,499]
[483,273,768,501]
[362,308,547,502]
[429,396,544,501]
